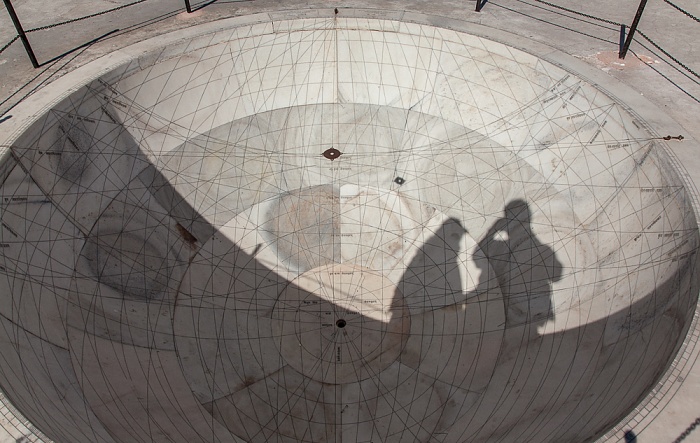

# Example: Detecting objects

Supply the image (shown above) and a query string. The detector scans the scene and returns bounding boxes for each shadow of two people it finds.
[400,199,562,333]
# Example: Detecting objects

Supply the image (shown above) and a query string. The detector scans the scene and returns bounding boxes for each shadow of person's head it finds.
[504,198,530,222]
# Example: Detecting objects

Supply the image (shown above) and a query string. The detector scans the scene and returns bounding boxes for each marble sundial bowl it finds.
[0,13,697,443]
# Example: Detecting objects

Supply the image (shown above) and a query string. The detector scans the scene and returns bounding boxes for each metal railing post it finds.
[619,24,626,55]
[619,0,648,59]
[184,0,192,13]
[2,0,39,68]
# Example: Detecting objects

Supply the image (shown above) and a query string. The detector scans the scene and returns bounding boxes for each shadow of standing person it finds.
[393,216,507,438]
[444,199,566,439]
[397,217,468,315]
[477,199,563,332]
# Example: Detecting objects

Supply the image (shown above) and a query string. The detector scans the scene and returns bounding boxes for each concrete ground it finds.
[0,1,699,442]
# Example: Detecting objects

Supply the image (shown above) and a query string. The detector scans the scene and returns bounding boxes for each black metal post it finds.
[184,0,192,13]
[619,24,626,55]
[2,0,39,68]
[619,0,648,59]
[475,0,482,12]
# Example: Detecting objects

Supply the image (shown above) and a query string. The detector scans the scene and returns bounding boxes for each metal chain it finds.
[25,0,149,33]
[0,35,20,55]
[637,29,700,80]
[664,0,700,23]
[533,0,623,26]
[673,417,700,443]
[631,42,700,103]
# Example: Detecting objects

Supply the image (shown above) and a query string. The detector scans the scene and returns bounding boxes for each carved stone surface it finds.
[0,15,698,443]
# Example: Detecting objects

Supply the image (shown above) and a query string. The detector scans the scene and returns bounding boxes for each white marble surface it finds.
[0,15,697,443]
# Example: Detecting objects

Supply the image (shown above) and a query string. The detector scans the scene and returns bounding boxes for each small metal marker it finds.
[394,177,405,185]
[322,148,342,161]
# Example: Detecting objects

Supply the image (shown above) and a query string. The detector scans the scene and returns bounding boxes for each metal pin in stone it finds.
[322,147,342,161]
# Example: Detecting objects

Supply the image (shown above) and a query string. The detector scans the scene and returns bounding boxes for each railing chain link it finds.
[664,0,700,23]
[0,35,20,55]
[637,29,700,81]
[672,417,700,443]
[25,0,149,32]
[533,0,623,26]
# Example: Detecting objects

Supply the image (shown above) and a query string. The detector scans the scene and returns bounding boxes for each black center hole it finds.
[336,319,347,328]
